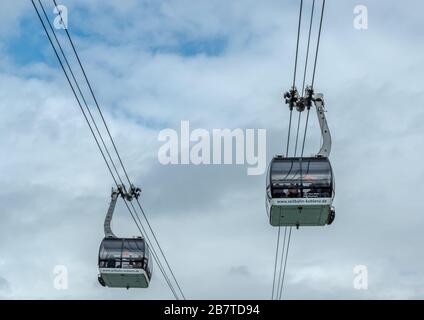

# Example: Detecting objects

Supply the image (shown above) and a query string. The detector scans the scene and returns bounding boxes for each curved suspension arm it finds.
[104,188,119,238]
[103,185,141,238]
[313,93,331,157]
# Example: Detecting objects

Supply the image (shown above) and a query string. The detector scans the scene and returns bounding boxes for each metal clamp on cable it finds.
[284,86,299,111]
[117,184,141,201]
[129,184,141,200]
[304,85,314,109]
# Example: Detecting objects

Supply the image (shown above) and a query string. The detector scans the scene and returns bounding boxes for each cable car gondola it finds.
[266,91,335,227]
[98,186,153,289]
[266,156,335,227]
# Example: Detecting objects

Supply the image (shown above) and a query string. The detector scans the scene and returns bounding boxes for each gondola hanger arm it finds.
[104,188,119,238]
[312,92,331,158]
[104,185,142,238]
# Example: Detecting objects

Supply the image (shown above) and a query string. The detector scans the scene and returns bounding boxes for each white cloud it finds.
[1,0,424,299]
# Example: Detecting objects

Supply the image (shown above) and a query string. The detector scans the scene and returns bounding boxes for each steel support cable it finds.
[125,200,178,299]
[276,1,326,301]
[278,108,310,300]
[49,0,185,299]
[31,7,176,297]
[298,0,323,198]
[31,0,119,188]
[52,0,132,187]
[271,111,293,299]
[50,0,185,299]
[271,224,281,300]
[272,0,304,299]
[311,0,325,88]
[272,107,293,299]
[281,108,295,180]
[128,205,178,300]
[293,112,302,156]
[296,0,315,157]
[124,202,177,298]
[34,0,183,299]
[275,226,288,299]
[284,0,305,175]
[292,0,304,88]
[279,1,325,299]
[276,95,302,300]
[127,201,179,300]
[37,0,126,188]
[285,109,293,156]
[135,199,186,300]
[301,0,315,95]
[278,226,292,300]
[300,109,311,159]
[278,57,313,302]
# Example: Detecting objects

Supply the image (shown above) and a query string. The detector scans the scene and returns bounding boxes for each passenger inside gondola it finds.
[287,184,300,198]
[107,259,117,268]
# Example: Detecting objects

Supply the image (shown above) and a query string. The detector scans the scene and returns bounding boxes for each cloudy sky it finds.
[0,0,423,299]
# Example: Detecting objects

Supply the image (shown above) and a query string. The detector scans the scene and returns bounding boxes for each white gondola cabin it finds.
[98,237,152,289]
[266,156,335,227]
[266,91,336,227]
[97,185,152,289]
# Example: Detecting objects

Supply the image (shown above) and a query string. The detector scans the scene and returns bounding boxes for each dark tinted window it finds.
[99,238,149,272]
[122,239,145,260]
[270,158,332,198]
[99,239,122,260]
